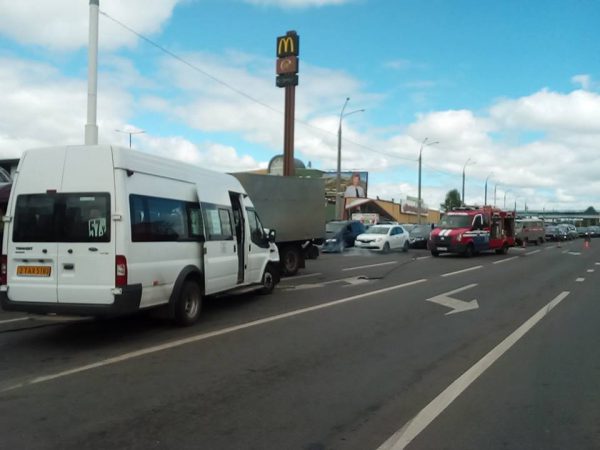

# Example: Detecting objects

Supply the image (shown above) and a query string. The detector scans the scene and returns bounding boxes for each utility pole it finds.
[484,173,493,206]
[461,158,474,205]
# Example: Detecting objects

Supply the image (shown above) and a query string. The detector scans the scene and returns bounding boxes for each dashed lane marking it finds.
[441,265,483,278]
[493,256,519,265]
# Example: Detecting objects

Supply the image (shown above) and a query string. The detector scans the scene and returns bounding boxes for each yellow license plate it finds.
[17,265,52,277]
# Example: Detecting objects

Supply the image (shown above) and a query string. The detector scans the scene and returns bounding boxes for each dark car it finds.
[406,223,431,249]
[322,220,366,252]
[545,225,567,241]
[588,225,600,237]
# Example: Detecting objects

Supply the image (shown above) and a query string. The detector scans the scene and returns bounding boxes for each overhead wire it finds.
[99,10,417,164]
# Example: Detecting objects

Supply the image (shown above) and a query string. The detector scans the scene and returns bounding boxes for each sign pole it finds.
[283,85,296,176]
[275,30,299,177]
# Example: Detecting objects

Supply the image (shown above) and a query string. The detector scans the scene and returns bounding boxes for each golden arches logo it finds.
[277,35,298,57]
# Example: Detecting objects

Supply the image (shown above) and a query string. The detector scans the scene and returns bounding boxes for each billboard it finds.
[402,195,428,215]
[323,171,369,199]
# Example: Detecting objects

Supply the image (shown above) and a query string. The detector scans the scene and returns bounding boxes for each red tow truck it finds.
[428,206,516,257]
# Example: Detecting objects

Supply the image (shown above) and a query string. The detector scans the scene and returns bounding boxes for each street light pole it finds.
[115,129,145,148]
[461,158,474,206]
[494,184,498,207]
[484,173,493,206]
[335,98,365,220]
[417,138,439,224]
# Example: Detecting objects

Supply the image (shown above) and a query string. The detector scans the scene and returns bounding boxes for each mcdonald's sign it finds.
[277,33,299,58]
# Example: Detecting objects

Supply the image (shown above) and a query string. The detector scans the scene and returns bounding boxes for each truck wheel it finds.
[173,280,202,326]
[307,244,320,260]
[281,246,300,276]
[259,265,276,295]
[464,244,474,258]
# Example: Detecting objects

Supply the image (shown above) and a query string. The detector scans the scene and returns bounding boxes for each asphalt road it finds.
[1,240,599,449]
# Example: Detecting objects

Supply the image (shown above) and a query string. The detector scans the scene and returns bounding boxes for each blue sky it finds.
[1,0,600,210]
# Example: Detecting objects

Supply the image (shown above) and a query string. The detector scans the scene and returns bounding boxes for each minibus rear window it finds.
[13,193,110,243]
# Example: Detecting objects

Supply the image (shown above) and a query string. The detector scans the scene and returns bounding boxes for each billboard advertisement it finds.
[323,171,369,199]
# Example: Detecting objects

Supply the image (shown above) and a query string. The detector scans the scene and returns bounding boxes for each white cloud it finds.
[571,74,591,90]
[0,0,181,50]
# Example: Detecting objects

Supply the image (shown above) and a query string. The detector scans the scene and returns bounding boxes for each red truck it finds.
[429,206,516,257]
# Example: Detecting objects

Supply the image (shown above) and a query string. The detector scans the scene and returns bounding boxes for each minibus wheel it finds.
[259,265,276,295]
[174,280,202,326]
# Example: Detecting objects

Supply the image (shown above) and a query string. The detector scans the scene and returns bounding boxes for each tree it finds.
[583,206,597,215]
[441,189,461,212]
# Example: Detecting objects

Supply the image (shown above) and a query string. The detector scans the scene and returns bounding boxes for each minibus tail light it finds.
[1,255,7,285]
[116,255,128,287]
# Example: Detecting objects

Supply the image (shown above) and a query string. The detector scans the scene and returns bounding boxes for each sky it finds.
[1,0,600,211]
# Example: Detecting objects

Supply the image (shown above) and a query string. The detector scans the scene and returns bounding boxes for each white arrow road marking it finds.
[425,283,479,315]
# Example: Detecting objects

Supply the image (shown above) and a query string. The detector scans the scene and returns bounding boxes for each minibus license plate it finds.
[17,266,51,277]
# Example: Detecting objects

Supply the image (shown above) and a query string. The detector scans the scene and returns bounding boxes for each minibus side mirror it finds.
[268,229,276,243]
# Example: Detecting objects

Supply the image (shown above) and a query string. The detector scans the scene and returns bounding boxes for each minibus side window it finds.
[130,194,192,242]
[201,203,234,241]
[246,208,269,248]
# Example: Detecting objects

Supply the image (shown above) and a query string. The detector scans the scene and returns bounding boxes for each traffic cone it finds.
[584,238,591,249]
[522,239,527,249]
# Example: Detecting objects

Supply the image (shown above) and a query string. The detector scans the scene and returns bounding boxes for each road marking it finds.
[1,278,428,393]
[415,256,431,261]
[279,272,322,283]
[342,261,397,271]
[425,284,479,315]
[440,265,482,278]
[377,291,570,450]
[596,262,600,266]
[587,269,595,273]
[493,256,518,265]
[286,275,371,290]
[0,317,30,325]
[576,277,585,282]
[568,251,581,256]
[525,249,541,256]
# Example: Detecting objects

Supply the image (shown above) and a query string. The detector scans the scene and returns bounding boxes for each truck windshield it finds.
[439,214,472,229]
[13,193,110,243]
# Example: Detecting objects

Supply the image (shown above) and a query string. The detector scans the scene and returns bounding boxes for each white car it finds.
[354,224,410,253]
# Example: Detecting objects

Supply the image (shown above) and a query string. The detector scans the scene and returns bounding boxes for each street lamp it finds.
[503,190,511,209]
[461,158,476,206]
[484,172,493,206]
[417,138,439,224]
[335,97,365,220]
[116,129,145,148]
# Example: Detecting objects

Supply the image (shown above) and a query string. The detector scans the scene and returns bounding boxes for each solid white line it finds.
[440,265,482,278]
[279,272,322,282]
[576,278,585,282]
[415,256,432,261]
[0,317,30,325]
[587,269,595,273]
[342,261,397,271]
[377,291,570,450]
[1,278,428,393]
[492,256,519,265]
[525,250,541,256]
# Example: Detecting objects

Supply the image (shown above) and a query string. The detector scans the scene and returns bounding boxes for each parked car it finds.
[576,226,589,237]
[588,225,600,237]
[406,223,432,249]
[545,225,566,241]
[355,224,410,253]
[558,224,578,240]
[322,220,366,253]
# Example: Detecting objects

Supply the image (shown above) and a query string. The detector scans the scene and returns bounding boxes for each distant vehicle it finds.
[406,223,431,249]
[1,145,280,326]
[515,219,545,245]
[545,225,567,241]
[587,225,600,237]
[558,224,578,240]
[355,224,410,253]
[576,226,589,237]
[429,206,515,257]
[322,220,366,253]
[233,173,325,276]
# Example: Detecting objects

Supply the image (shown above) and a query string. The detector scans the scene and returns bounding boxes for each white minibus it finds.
[0,145,279,325]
